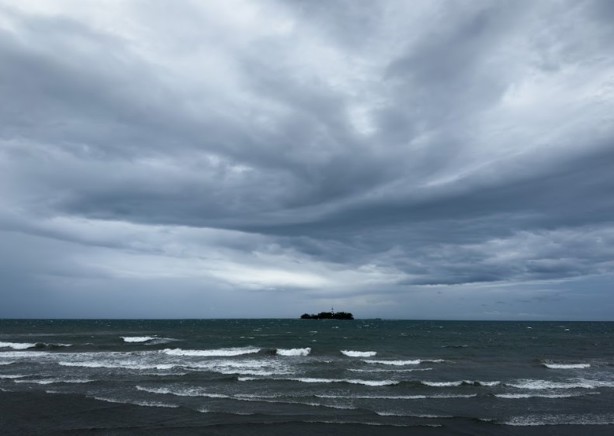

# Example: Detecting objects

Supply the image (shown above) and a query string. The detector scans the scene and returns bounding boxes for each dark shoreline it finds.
[1,390,612,435]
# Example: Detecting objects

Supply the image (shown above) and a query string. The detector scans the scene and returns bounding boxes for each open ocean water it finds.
[1,319,614,434]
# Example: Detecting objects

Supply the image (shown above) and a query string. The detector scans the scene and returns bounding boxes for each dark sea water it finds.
[1,319,614,434]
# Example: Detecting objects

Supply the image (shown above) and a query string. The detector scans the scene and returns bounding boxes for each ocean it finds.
[1,319,613,435]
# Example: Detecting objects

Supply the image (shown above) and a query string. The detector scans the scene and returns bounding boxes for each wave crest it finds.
[0,342,37,350]
[341,350,377,357]
[364,359,420,366]
[543,363,591,369]
[507,379,614,390]
[276,348,311,356]
[121,336,156,343]
[161,347,260,357]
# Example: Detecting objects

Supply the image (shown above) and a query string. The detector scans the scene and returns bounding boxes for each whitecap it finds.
[422,380,500,387]
[0,375,26,379]
[496,393,590,399]
[543,363,591,369]
[364,359,420,366]
[237,376,398,386]
[317,394,427,400]
[162,347,260,357]
[349,368,433,373]
[507,378,614,390]
[58,361,177,370]
[316,393,476,400]
[296,377,398,386]
[121,336,156,343]
[341,350,377,357]
[93,396,179,408]
[0,342,37,350]
[422,381,463,387]
[14,378,93,385]
[136,386,230,398]
[276,348,311,356]
[0,351,51,359]
[376,411,454,418]
[182,359,291,376]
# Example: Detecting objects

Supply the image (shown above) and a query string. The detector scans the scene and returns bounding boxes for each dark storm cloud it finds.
[0,0,613,318]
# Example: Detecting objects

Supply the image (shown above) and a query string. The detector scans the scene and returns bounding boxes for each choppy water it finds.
[1,319,614,432]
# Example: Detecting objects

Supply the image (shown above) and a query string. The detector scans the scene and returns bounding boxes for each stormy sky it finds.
[1,0,613,319]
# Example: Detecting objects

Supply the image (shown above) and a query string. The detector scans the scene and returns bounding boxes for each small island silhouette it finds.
[300,309,354,320]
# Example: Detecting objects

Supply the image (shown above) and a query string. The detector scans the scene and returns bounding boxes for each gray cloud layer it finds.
[1,0,613,319]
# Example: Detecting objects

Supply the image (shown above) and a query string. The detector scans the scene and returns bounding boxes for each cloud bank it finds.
[1,0,613,319]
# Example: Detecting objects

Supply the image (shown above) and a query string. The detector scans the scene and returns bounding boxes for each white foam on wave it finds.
[235,395,358,411]
[0,361,15,365]
[93,396,179,408]
[349,368,433,373]
[504,413,614,426]
[298,378,398,387]
[182,358,291,376]
[58,361,177,370]
[507,379,614,390]
[0,375,26,379]
[0,342,37,350]
[0,351,54,359]
[422,381,463,387]
[121,336,156,343]
[14,378,93,385]
[496,392,592,399]
[162,347,260,357]
[376,411,454,418]
[341,350,377,357]
[543,363,591,369]
[364,359,420,366]
[238,376,398,386]
[122,336,176,345]
[316,393,477,400]
[422,380,500,387]
[276,348,311,356]
[136,385,230,398]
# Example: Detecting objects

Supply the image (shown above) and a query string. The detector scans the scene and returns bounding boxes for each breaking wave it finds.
[121,336,156,343]
[341,350,377,357]
[0,342,37,350]
[14,378,93,385]
[121,336,176,345]
[422,380,500,387]
[276,348,311,356]
[93,396,179,408]
[316,393,477,400]
[58,361,177,370]
[495,393,592,399]
[364,359,420,366]
[136,385,230,398]
[542,362,591,369]
[161,347,261,357]
[238,376,398,386]
[506,379,614,390]
[349,368,433,373]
